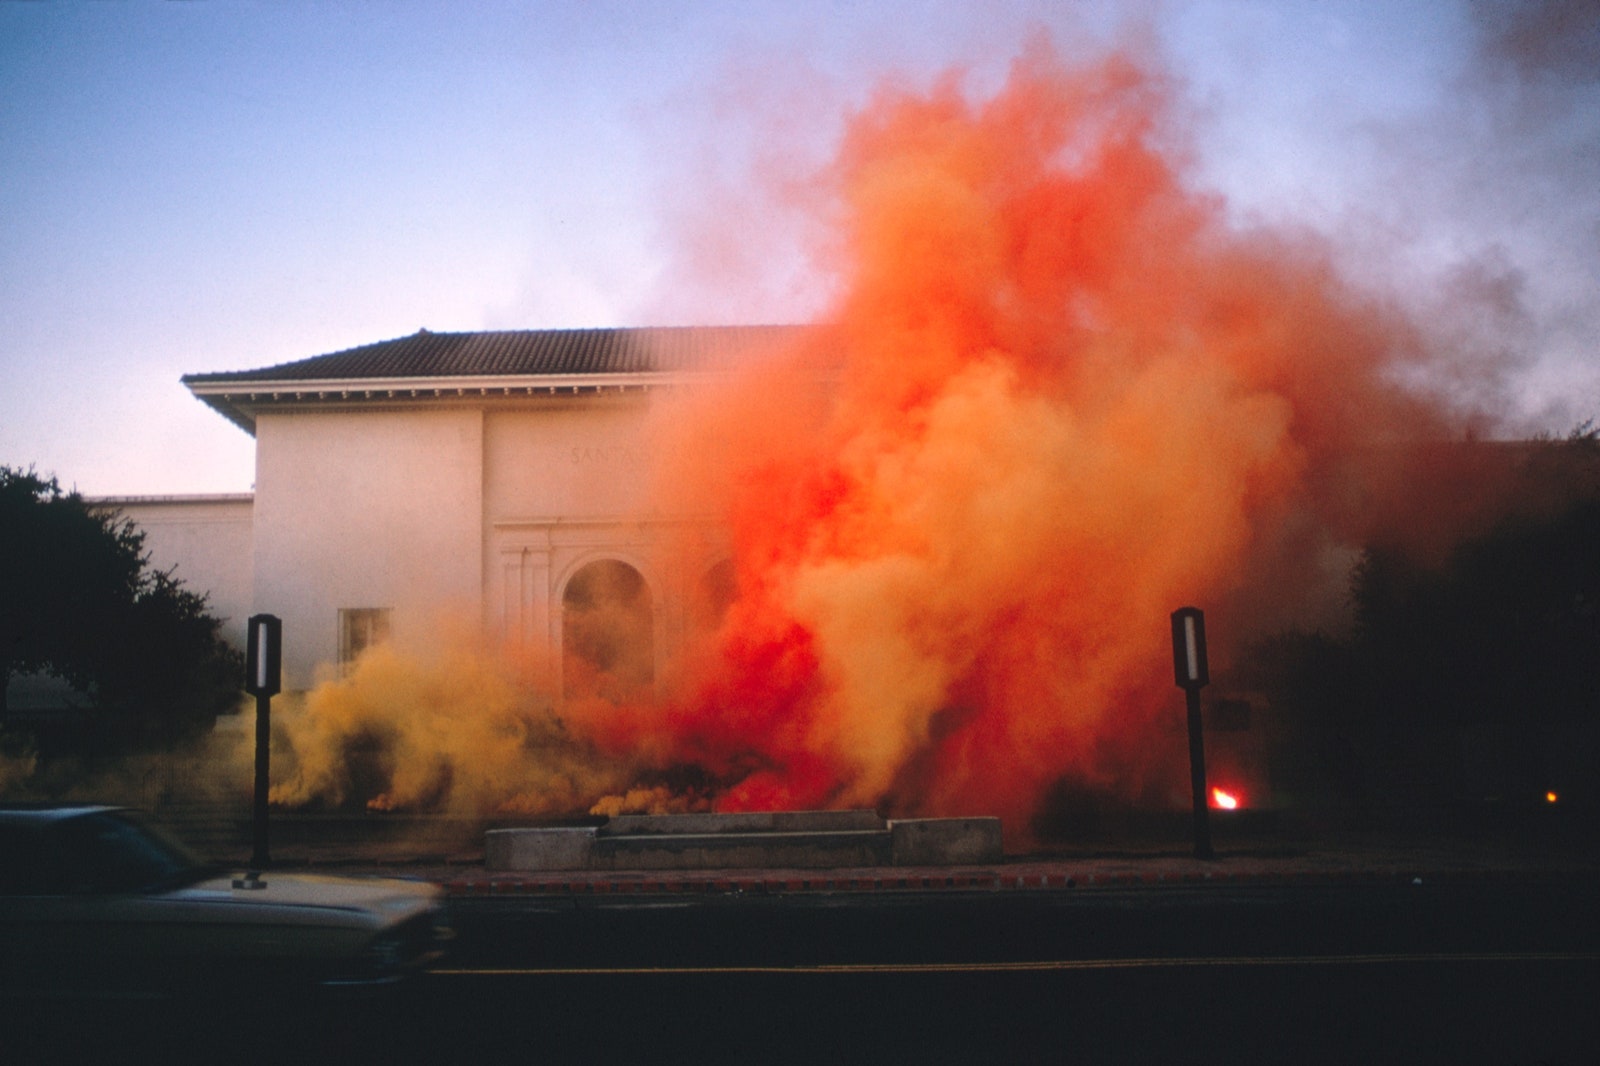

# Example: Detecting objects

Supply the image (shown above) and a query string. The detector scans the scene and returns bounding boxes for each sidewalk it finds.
[235,821,1600,897]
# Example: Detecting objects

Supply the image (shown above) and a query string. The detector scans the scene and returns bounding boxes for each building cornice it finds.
[90,493,255,506]
[185,370,723,436]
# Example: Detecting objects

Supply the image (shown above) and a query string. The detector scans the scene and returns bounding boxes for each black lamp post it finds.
[1171,606,1214,861]
[244,614,281,868]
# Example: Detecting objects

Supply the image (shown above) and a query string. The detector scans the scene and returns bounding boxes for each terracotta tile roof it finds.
[182,325,823,435]
[182,325,811,385]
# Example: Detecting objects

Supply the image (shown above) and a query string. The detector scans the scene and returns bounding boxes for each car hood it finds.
[171,871,444,917]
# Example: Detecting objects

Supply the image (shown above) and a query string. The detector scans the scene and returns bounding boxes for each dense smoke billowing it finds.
[267,40,1516,841]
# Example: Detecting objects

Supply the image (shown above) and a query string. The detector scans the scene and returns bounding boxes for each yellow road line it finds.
[432,952,1600,977]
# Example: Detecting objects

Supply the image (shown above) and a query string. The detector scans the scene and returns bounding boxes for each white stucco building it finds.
[180,326,803,692]
[93,494,255,647]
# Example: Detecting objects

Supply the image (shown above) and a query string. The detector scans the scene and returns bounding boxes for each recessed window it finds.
[692,558,737,632]
[339,608,391,672]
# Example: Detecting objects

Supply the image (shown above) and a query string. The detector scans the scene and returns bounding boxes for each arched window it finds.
[562,559,654,702]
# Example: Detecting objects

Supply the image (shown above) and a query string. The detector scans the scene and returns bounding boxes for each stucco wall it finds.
[96,495,255,649]
[484,397,659,518]
[204,394,729,693]
[253,407,485,689]
[483,398,728,676]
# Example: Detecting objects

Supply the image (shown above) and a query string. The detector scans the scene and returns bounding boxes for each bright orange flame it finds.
[1546,791,1559,804]
[1211,788,1240,810]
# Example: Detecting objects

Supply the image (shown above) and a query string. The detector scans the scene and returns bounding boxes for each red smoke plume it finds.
[268,40,1500,845]
[585,41,1479,836]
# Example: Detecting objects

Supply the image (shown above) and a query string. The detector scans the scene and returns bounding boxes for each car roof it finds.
[0,803,123,825]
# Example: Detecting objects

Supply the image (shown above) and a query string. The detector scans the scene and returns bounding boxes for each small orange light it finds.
[1211,787,1239,810]
[1545,791,1559,805]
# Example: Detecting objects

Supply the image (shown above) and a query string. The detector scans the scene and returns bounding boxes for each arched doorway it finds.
[562,558,654,703]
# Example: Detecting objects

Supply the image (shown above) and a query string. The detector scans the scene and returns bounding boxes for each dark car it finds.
[0,804,451,1000]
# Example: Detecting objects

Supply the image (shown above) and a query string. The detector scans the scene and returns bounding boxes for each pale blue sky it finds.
[2,0,1595,494]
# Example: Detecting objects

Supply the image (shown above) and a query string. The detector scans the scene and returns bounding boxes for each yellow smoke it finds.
[268,635,635,817]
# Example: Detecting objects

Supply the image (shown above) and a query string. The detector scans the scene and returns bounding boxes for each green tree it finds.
[1250,427,1600,816]
[0,466,242,749]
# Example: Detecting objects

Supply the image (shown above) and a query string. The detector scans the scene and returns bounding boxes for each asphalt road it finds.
[13,875,1591,1066]
[413,956,1595,1065]
[419,878,1597,1063]
[439,877,1596,967]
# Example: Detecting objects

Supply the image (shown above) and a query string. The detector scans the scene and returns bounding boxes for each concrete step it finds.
[593,828,893,870]
[600,809,885,836]
[487,812,1003,872]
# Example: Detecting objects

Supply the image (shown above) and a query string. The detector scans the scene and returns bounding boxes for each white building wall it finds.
[187,393,730,694]
[95,495,255,649]
[481,397,731,680]
[253,407,485,690]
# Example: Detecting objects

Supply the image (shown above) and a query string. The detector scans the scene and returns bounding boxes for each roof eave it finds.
[183,369,719,435]
[187,369,714,392]
[190,391,257,436]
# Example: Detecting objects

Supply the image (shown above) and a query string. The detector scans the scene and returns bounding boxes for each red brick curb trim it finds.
[426,864,1592,898]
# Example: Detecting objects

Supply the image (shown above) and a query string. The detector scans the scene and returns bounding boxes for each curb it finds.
[417,864,1595,898]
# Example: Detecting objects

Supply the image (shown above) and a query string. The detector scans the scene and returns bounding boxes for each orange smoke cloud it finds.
[272,40,1496,844]
[634,42,1475,834]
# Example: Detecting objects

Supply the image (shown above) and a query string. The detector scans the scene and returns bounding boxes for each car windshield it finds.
[50,809,217,894]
